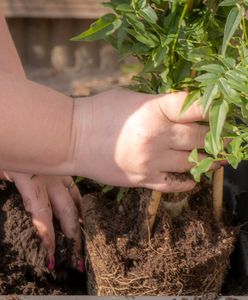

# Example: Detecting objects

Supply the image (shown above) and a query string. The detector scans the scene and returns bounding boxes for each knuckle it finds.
[169,125,179,146]
[197,125,208,146]
[136,173,150,186]
[133,152,151,174]
[23,197,32,212]
[192,101,202,118]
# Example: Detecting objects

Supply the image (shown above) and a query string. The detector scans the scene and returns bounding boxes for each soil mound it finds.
[0,186,86,295]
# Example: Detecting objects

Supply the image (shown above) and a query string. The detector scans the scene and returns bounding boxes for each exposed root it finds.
[79,187,237,296]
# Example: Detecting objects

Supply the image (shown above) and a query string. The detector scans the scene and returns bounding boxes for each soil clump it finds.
[80,184,237,296]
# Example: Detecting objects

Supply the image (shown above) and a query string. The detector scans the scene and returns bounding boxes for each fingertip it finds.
[182,180,197,192]
[76,257,85,273]
[166,91,188,99]
[48,255,55,271]
[166,179,197,193]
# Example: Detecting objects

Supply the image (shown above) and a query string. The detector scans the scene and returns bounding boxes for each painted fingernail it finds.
[219,160,229,167]
[76,257,85,273]
[48,255,55,271]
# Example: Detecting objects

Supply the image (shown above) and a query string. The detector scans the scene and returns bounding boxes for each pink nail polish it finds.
[77,257,85,273]
[48,255,55,271]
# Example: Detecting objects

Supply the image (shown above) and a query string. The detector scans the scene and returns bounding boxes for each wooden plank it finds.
[2,0,110,19]
[26,19,50,66]
[7,18,26,64]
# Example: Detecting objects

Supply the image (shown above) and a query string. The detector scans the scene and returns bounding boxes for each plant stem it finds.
[242,16,248,44]
[213,167,224,222]
[171,0,191,64]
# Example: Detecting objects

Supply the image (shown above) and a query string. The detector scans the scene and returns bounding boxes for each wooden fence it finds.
[3,0,117,71]
[3,0,110,18]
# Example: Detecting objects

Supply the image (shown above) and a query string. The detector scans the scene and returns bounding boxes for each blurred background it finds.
[2,0,134,96]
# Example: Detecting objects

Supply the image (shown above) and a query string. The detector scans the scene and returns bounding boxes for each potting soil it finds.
[80,184,237,296]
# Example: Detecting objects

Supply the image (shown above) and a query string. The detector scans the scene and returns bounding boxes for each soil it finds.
[0,183,86,295]
[0,179,246,296]
[80,183,237,296]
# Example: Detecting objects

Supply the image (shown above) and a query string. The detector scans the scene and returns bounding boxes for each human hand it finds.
[1,171,83,272]
[72,89,212,192]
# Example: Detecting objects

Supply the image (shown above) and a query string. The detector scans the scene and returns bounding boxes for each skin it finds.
[0,9,83,271]
[0,5,212,271]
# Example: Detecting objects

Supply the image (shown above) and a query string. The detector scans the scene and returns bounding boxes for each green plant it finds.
[72,0,248,228]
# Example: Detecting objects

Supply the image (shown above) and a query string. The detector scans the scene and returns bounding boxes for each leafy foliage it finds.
[72,0,248,182]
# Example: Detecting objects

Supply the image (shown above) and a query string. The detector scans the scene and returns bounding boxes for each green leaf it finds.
[187,46,213,62]
[226,138,244,168]
[117,188,129,203]
[225,71,248,94]
[218,77,242,104]
[117,17,128,53]
[152,46,167,67]
[116,4,134,12]
[219,0,237,6]
[227,137,243,156]
[204,131,216,156]
[103,0,129,9]
[102,185,114,193]
[131,0,146,10]
[191,157,214,183]
[173,60,192,83]
[221,6,242,55]
[188,149,199,164]
[127,29,158,47]
[126,13,159,47]
[180,90,201,114]
[217,56,236,69]
[71,14,121,42]
[227,154,243,168]
[139,5,158,24]
[209,100,229,157]
[198,64,225,74]
[195,73,219,86]
[75,176,84,184]
[201,84,219,116]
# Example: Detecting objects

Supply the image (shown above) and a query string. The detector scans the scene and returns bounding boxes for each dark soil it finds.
[0,180,246,296]
[0,183,86,295]
[80,183,238,296]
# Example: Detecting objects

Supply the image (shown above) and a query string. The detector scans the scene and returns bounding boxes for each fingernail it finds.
[76,257,84,273]
[219,160,229,167]
[48,255,55,271]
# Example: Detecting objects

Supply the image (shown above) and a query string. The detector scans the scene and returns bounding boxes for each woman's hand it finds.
[1,171,83,272]
[71,89,210,192]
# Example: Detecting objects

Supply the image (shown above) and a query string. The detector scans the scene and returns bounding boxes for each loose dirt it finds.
[0,184,86,295]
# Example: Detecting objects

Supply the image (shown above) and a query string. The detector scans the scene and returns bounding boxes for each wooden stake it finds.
[141,190,162,239]
[213,167,224,222]
[147,190,162,231]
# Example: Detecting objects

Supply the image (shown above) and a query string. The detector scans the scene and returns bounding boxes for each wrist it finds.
[66,97,94,177]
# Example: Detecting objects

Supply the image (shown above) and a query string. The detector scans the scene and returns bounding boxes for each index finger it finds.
[157,91,208,123]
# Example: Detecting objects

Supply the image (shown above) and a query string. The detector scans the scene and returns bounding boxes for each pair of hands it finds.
[4,89,214,272]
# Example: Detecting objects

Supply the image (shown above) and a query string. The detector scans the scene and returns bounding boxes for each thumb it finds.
[156,91,206,123]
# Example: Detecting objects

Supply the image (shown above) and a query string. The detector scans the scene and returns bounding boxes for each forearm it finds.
[0,6,25,77]
[0,71,76,175]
